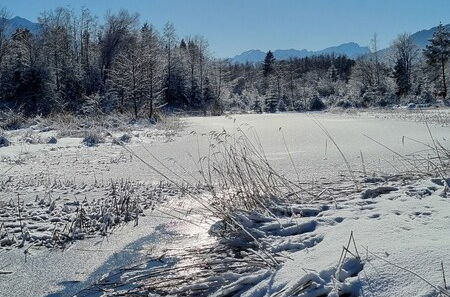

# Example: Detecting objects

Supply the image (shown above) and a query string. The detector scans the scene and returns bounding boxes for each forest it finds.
[0,7,449,120]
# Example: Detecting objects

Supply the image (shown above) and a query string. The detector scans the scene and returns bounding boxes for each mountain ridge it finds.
[2,16,41,36]
[231,42,370,64]
[230,23,450,63]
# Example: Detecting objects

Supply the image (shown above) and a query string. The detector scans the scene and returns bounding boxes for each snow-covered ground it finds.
[234,177,450,297]
[0,109,449,296]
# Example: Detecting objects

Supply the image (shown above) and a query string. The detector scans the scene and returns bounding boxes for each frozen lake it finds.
[141,111,450,182]
[1,110,449,297]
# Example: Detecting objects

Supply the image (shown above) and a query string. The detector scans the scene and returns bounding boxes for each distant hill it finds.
[373,23,450,61]
[230,23,450,64]
[231,42,370,64]
[410,23,450,48]
[2,16,40,36]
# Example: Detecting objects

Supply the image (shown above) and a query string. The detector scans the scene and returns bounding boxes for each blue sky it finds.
[0,0,449,58]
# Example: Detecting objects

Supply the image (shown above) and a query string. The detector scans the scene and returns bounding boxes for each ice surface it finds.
[0,111,449,296]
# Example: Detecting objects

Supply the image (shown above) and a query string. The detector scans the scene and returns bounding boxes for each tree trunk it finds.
[149,68,154,119]
[134,95,138,119]
[442,57,447,99]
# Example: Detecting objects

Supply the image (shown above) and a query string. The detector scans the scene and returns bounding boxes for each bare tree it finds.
[100,10,138,83]
[109,34,147,118]
[162,22,177,105]
[0,7,10,67]
[11,29,39,67]
[370,33,382,87]
[141,23,162,118]
[391,33,419,96]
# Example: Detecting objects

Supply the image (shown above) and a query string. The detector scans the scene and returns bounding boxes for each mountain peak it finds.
[4,16,40,36]
[231,42,370,64]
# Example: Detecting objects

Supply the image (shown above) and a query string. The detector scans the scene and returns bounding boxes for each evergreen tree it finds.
[393,57,410,96]
[179,39,187,49]
[328,64,338,82]
[423,23,450,99]
[263,50,275,77]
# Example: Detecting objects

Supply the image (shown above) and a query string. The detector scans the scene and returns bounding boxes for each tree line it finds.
[230,25,449,113]
[0,7,448,118]
[0,8,224,118]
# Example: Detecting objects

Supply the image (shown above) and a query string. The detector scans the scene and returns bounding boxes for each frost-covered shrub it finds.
[47,136,57,144]
[377,97,389,107]
[0,112,25,130]
[120,133,132,143]
[264,96,278,113]
[317,80,335,97]
[362,91,397,107]
[361,91,378,107]
[420,91,436,104]
[210,97,224,116]
[113,133,132,145]
[252,100,263,113]
[80,94,103,115]
[0,135,9,147]
[232,78,246,96]
[336,99,353,109]
[82,130,104,147]
[292,100,305,111]
[21,130,43,144]
[309,96,326,110]
[402,91,437,105]
[277,98,287,112]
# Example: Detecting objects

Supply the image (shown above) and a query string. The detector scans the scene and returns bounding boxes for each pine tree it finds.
[423,24,450,99]
[328,64,338,82]
[179,39,187,49]
[393,57,410,96]
[263,50,275,77]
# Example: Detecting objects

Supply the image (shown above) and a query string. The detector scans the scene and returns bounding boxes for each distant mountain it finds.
[230,23,450,64]
[2,16,40,36]
[410,23,450,48]
[316,42,370,57]
[231,50,267,64]
[231,42,370,64]
[374,23,450,61]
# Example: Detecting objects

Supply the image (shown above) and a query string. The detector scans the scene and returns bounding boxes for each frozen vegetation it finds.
[0,110,449,297]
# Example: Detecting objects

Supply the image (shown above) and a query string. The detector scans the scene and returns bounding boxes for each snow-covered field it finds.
[0,109,449,297]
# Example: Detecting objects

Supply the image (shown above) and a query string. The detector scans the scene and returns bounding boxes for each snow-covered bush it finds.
[252,99,263,113]
[113,133,132,145]
[309,96,326,110]
[47,136,58,144]
[20,129,43,144]
[360,90,397,107]
[292,100,306,111]
[277,98,287,112]
[336,99,353,109]
[0,135,9,147]
[264,97,278,113]
[80,93,103,116]
[82,130,105,147]
[0,111,26,130]
[317,79,336,97]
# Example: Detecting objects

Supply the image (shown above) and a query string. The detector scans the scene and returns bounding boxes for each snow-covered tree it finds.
[391,33,419,97]
[423,23,450,99]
